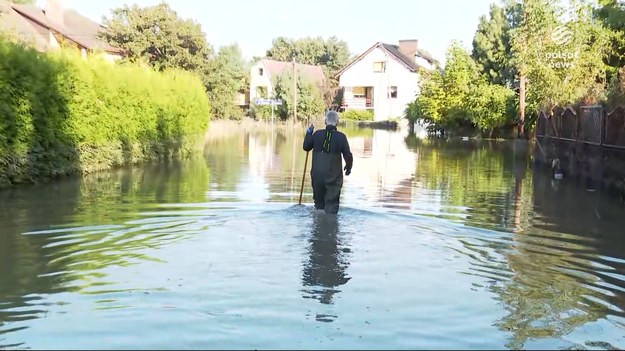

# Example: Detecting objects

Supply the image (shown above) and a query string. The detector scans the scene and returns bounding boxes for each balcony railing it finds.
[341,98,374,109]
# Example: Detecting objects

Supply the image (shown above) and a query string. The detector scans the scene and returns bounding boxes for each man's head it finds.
[325,110,339,126]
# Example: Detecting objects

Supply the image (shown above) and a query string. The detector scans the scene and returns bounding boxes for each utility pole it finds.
[518,4,528,139]
[292,57,297,125]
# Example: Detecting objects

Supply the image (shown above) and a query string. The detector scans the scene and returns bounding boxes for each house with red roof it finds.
[249,58,326,103]
[0,0,123,61]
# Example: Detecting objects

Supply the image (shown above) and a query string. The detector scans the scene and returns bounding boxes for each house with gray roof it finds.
[334,39,439,121]
[0,0,123,61]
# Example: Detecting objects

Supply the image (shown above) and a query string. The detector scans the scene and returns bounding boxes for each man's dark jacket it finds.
[303,125,353,213]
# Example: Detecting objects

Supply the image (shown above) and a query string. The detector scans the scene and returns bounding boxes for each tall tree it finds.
[271,71,325,121]
[265,36,350,69]
[100,2,213,73]
[508,0,557,138]
[205,44,247,120]
[406,41,517,135]
[596,0,625,69]
[472,3,518,87]
[510,0,613,120]
[442,41,482,124]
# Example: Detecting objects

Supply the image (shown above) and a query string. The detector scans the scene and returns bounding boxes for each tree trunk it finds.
[518,74,526,139]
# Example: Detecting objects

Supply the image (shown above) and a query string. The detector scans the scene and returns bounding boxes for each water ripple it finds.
[1,133,625,349]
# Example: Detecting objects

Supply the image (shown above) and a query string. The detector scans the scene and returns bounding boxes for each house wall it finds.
[48,29,60,49]
[338,47,420,121]
[101,52,122,62]
[249,61,273,102]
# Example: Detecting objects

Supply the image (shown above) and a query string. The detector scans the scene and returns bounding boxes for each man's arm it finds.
[342,136,353,175]
[303,126,315,151]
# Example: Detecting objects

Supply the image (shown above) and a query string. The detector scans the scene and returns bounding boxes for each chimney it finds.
[44,0,65,25]
[398,39,418,60]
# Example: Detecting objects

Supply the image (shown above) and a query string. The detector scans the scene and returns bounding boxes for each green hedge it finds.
[340,109,374,121]
[0,40,210,188]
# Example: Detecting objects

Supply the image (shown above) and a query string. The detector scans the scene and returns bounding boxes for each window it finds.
[352,86,365,98]
[389,86,397,99]
[373,61,386,73]
[256,86,267,98]
[258,68,264,76]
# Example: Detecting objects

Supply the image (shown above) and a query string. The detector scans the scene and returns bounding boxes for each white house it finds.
[335,40,438,121]
[249,58,326,102]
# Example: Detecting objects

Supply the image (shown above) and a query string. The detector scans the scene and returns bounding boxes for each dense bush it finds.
[249,103,275,121]
[340,109,374,121]
[272,72,325,121]
[0,40,210,187]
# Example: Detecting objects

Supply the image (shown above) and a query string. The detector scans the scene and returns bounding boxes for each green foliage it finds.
[271,71,325,121]
[205,44,247,120]
[0,40,210,187]
[100,2,213,73]
[442,41,482,123]
[340,110,374,122]
[596,0,625,68]
[453,0,620,136]
[406,42,516,135]
[100,3,250,120]
[266,36,351,107]
[466,78,517,132]
[249,103,274,121]
[510,0,614,113]
[606,66,625,105]
[266,36,350,71]
[472,3,519,87]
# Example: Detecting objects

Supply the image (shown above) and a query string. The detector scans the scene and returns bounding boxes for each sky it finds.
[43,0,498,65]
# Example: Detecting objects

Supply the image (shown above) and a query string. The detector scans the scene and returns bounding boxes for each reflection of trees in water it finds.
[404,134,625,348]
[491,239,612,349]
[0,159,211,346]
[204,130,245,193]
[301,214,351,307]
[489,172,625,349]
[404,134,521,230]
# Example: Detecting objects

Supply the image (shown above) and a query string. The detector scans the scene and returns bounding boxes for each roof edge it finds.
[11,4,123,54]
[334,42,418,78]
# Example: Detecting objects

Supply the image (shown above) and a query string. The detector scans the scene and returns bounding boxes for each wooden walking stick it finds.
[298,150,309,205]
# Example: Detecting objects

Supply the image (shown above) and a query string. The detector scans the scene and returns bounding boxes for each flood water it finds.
[1,120,625,350]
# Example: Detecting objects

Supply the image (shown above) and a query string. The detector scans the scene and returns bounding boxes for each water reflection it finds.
[0,121,624,349]
[301,213,351,310]
[403,131,625,349]
[0,159,211,348]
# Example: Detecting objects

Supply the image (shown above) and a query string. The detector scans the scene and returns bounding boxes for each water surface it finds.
[1,121,624,350]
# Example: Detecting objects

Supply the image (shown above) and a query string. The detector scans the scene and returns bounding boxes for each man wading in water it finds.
[303,110,353,214]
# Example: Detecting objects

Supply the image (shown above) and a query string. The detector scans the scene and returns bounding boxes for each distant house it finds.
[249,58,326,103]
[235,88,250,107]
[0,0,123,61]
[335,40,438,121]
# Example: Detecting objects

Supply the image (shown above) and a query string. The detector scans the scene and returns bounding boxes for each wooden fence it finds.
[536,105,625,149]
[535,105,625,201]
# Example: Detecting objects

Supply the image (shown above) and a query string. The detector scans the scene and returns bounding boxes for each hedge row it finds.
[0,40,210,188]
[340,109,374,121]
